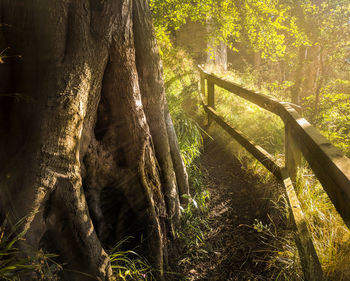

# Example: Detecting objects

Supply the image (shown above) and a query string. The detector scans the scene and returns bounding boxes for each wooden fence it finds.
[198,65,350,281]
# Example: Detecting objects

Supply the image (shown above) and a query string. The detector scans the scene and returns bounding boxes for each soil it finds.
[168,137,302,281]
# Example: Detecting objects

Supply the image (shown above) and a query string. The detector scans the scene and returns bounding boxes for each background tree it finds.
[0,0,189,280]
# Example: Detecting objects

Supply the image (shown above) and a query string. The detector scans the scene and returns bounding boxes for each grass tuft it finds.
[108,237,154,281]
[0,217,62,280]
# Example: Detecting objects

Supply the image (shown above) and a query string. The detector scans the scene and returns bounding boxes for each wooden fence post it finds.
[285,123,301,182]
[207,80,215,125]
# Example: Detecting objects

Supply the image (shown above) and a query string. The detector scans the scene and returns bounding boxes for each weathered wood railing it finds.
[198,65,350,281]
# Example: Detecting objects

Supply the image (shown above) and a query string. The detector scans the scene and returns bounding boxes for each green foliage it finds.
[239,0,308,60]
[0,222,31,280]
[173,114,203,167]
[0,218,62,281]
[162,46,209,210]
[151,0,311,61]
[162,46,204,168]
[175,161,210,271]
[304,79,350,157]
[150,0,210,31]
[108,237,154,281]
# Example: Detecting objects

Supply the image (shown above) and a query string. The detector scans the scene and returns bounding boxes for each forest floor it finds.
[169,136,302,281]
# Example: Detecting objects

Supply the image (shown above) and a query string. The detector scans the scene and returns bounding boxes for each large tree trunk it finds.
[0,0,189,280]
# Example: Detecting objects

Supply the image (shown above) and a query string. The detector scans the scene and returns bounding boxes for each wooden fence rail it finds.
[198,65,350,281]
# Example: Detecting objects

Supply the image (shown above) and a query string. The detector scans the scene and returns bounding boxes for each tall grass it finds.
[162,46,206,200]
[295,166,350,280]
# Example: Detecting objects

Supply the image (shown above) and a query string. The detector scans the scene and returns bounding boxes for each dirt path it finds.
[171,137,301,281]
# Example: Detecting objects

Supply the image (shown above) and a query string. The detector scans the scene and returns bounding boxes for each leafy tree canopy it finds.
[150,0,310,60]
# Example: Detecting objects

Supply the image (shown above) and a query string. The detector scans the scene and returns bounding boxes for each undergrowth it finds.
[303,79,350,158]
[0,219,156,281]
[109,237,154,281]
[162,45,208,212]
[0,217,62,281]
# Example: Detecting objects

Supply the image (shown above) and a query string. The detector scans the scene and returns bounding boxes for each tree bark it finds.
[0,0,188,280]
[132,0,190,214]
